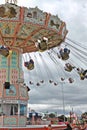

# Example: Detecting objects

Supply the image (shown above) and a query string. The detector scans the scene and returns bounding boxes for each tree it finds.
[49,113,56,118]
[58,115,67,122]
[81,112,87,120]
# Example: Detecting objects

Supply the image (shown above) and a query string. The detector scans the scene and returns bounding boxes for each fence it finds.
[0,125,66,130]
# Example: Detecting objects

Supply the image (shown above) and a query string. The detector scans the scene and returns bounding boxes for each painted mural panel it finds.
[5,84,16,96]
[19,116,26,126]
[3,116,17,126]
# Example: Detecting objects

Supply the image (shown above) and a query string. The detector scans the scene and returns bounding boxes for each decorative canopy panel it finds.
[0,3,68,53]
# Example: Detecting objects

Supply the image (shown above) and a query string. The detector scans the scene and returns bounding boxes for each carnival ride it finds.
[24,37,87,87]
[0,0,68,127]
[0,0,87,128]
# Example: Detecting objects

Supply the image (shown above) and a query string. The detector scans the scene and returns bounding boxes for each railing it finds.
[0,125,67,130]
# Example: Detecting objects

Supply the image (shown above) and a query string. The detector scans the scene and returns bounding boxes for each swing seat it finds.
[61,53,69,60]
[65,68,72,72]
[68,78,74,83]
[24,59,34,70]
[36,82,40,86]
[26,86,30,91]
[80,74,85,80]
[38,42,48,51]
[27,63,34,70]
[64,65,73,72]
[0,48,9,57]
[61,77,65,81]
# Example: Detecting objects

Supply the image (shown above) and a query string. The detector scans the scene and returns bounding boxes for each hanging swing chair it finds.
[0,46,11,57]
[76,68,87,80]
[64,63,75,72]
[36,82,40,86]
[35,37,48,52]
[61,53,69,60]
[61,77,65,81]
[49,80,53,83]
[24,59,34,70]
[40,80,44,83]
[54,82,58,86]
[58,47,70,60]
[68,77,74,83]
[26,86,30,92]
[29,81,33,85]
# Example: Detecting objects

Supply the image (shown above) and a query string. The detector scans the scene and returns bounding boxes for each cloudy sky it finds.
[1,0,87,115]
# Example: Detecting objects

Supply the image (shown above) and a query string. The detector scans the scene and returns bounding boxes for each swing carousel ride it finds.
[0,0,69,127]
[0,0,87,128]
